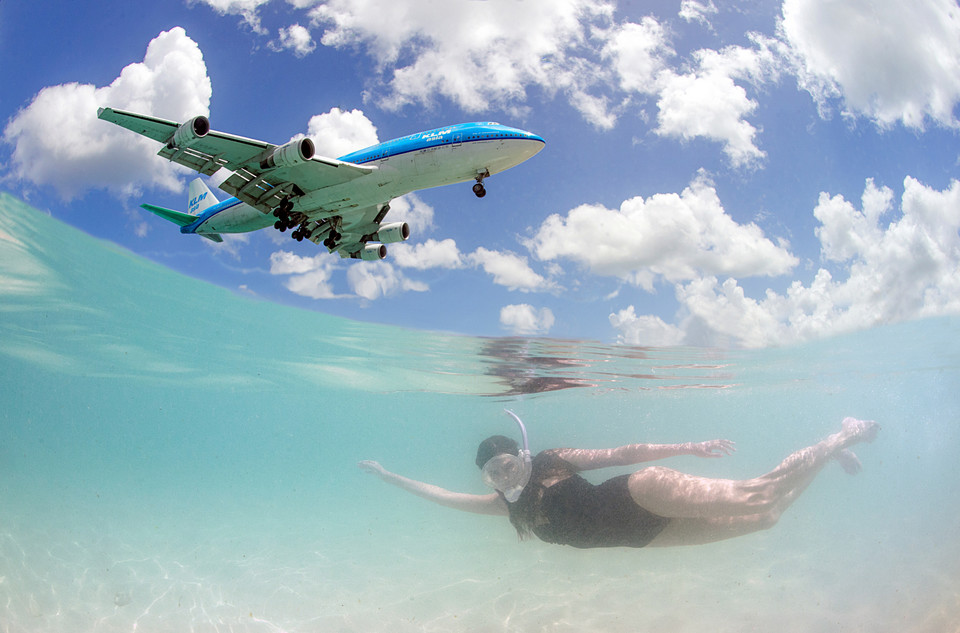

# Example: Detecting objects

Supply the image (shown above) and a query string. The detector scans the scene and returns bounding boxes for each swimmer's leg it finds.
[647,513,778,547]
[627,417,879,522]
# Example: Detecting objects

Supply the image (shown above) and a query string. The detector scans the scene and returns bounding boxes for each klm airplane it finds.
[97,108,545,260]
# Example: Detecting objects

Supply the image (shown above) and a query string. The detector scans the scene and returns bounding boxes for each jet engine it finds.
[168,115,210,149]
[260,138,315,170]
[357,244,387,260]
[374,222,410,244]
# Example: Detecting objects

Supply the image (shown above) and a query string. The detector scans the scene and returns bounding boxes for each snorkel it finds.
[504,409,532,466]
[480,410,533,503]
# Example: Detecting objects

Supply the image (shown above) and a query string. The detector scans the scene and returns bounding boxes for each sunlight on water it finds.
[2,194,958,632]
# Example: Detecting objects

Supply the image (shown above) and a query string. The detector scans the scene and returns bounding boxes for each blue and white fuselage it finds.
[174,121,544,254]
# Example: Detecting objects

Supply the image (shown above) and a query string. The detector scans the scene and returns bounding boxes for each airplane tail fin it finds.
[187,178,218,215]
[138,178,224,243]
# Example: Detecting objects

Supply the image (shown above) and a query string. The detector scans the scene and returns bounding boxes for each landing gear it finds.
[473,169,489,198]
[291,221,311,242]
[274,196,313,240]
[323,230,341,250]
[273,197,297,230]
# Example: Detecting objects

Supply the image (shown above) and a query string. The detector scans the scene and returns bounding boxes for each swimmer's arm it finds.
[358,460,509,516]
[547,440,735,471]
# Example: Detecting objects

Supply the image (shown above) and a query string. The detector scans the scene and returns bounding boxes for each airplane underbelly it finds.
[293,137,544,214]
[418,138,542,188]
[201,204,273,233]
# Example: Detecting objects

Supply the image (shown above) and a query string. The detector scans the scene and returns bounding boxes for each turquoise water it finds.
[1,193,958,632]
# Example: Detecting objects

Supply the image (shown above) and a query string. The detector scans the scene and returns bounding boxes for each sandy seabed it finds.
[2,502,957,633]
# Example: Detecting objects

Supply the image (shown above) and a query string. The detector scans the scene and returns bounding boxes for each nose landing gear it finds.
[473,169,489,198]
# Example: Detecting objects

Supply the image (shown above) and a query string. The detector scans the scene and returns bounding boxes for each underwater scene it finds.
[1,193,958,632]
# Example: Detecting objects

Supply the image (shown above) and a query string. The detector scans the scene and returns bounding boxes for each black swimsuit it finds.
[513,453,671,549]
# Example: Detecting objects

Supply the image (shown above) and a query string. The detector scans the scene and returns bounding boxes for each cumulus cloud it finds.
[653,41,780,167]
[308,0,617,126]
[500,304,556,336]
[603,18,778,166]
[272,24,316,57]
[269,249,430,301]
[302,107,379,158]
[780,0,960,128]
[269,250,342,299]
[527,173,797,290]
[347,261,428,300]
[601,17,673,95]
[391,238,464,270]
[679,0,718,27]
[609,307,684,347]
[468,247,554,292]
[192,0,273,33]
[379,193,433,236]
[3,27,211,199]
[611,177,960,348]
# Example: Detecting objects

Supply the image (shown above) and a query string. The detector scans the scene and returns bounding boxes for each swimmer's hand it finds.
[689,439,736,458]
[358,460,386,476]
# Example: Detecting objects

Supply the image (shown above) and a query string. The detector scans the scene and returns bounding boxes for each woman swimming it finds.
[358,412,879,548]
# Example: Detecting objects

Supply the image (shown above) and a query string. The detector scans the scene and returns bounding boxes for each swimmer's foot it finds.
[841,417,880,445]
[835,449,862,475]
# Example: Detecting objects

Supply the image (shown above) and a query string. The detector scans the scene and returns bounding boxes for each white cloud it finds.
[653,43,779,167]
[468,247,554,292]
[269,250,341,299]
[602,18,779,167]
[602,18,673,94]
[302,107,378,158]
[780,0,960,128]
[500,304,555,336]
[679,0,718,27]
[391,238,463,270]
[346,261,428,300]
[3,28,211,199]
[611,177,960,348]
[269,250,319,275]
[609,306,684,347]
[308,0,616,123]
[269,249,430,301]
[384,194,434,235]
[192,0,273,33]
[272,24,316,57]
[527,173,797,289]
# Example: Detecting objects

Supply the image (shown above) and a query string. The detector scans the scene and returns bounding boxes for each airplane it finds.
[97,108,545,260]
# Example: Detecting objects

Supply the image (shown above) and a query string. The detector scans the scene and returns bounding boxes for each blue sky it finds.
[2,0,959,346]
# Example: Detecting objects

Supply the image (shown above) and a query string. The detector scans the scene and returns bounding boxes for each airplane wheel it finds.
[473,183,486,198]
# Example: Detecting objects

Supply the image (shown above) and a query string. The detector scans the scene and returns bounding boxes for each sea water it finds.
[1,193,957,632]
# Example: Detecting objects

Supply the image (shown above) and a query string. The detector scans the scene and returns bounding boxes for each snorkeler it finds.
[359,411,879,549]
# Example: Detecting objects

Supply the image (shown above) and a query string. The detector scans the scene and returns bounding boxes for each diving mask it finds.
[481,410,532,503]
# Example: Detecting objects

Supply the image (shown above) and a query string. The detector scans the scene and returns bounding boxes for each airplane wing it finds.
[96,108,374,216]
